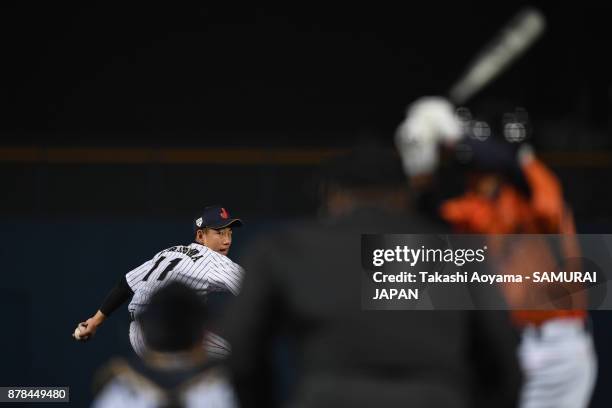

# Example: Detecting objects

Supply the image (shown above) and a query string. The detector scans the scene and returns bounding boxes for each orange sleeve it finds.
[521,158,564,232]
[440,195,499,233]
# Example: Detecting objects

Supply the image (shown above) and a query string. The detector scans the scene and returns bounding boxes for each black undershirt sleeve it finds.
[99,275,134,317]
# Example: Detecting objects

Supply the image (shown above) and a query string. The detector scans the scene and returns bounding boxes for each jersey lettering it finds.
[142,256,166,281]
[157,258,181,281]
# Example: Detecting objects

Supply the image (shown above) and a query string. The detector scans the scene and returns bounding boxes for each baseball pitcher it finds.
[73,205,244,359]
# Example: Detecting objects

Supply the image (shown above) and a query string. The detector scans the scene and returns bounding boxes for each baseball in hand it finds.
[73,325,84,340]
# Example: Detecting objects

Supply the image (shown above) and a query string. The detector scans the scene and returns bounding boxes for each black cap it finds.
[194,205,243,231]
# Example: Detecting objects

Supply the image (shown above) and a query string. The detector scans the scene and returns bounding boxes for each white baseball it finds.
[74,326,83,340]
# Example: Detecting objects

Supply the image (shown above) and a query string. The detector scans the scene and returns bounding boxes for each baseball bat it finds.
[448,7,546,105]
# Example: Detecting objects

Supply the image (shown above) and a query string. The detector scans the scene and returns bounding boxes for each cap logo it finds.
[220,208,229,219]
[196,217,203,227]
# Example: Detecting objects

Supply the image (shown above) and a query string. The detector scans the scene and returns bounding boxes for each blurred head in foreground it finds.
[140,282,209,355]
[92,278,237,408]
[318,142,411,217]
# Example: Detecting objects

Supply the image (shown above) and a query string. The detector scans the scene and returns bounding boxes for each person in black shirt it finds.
[223,143,522,408]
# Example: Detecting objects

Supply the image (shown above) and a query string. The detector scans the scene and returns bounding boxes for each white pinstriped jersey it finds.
[126,243,243,316]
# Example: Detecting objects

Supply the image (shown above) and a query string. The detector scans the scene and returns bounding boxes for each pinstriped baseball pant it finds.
[129,321,231,360]
[518,318,597,408]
